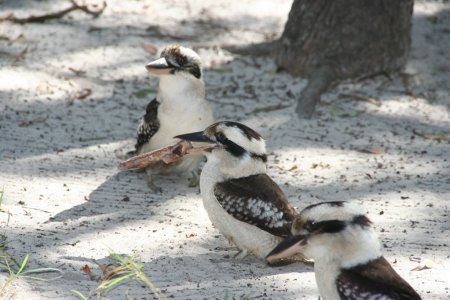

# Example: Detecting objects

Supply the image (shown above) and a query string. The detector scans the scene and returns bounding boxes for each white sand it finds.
[0,0,449,299]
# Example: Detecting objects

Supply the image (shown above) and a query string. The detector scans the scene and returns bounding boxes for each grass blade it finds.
[21,267,64,275]
[16,255,29,275]
[71,289,88,300]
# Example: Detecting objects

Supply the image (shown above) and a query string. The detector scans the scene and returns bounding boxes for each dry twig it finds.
[253,103,290,113]
[118,141,193,171]
[0,0,106,24]
[340,92,382,107]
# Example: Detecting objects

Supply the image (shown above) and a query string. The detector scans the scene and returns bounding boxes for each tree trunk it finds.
[274,0,414,118]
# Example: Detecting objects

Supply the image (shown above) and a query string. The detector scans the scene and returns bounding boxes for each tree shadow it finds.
[1,1,449,299]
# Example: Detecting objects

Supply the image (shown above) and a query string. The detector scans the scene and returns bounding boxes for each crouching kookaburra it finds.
[133,44,214,192]
[175,121,302,260]
[267,201,422,300]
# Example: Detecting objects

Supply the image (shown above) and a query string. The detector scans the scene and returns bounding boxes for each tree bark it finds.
[229,0,414,118]
[274,0,414,118]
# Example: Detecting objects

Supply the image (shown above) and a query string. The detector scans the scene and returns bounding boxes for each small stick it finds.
[0,0,106,24]
[340,92,382,107]
[118,141,193,171]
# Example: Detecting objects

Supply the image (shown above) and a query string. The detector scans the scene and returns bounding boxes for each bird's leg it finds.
[188,170,200,187]
[145,170,162,193]
[233,249,249,260]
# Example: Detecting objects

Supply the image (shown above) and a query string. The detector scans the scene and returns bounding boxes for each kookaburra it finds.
[175,121,300,260]
[133,44,214,192]
[267,201,422,300]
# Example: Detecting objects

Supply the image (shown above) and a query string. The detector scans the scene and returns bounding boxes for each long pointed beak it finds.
[175,131,217,155]
[174,131,213,143]
[266,235,307,263]
[145,57,173,75]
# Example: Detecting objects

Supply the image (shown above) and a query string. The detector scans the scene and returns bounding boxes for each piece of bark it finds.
[118,141,193,171]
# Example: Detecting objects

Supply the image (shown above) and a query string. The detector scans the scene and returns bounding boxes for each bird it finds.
[266,201,422,300]
[175,121,301,260]
[133,44,214,192]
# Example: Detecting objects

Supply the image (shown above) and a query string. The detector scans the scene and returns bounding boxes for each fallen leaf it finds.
[65,241,80,246]
[76,88,92,100]
[411,259,436,271]
[82,264,91,273]
[37,82,50,93]
[133,88,157,98]
[253,103,290,113]
[358,147,385,155]
[19,116,48,127]
[82,263,101,281]
[288,165,298,171]
[208,67,233,73]
[311,162,330,169]
[93,260,120,280]
[186,233,196,238]
[339,92,382,107]
[101,264,118,279]
[415,131,450,142]
[68,67,86,76]
[329,106,364,118]
[142,44,158,55]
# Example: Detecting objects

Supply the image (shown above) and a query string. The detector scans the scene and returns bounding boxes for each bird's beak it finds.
[145,57,173,75]
[174,131,217,154]
[175,131,213,143]
[266,235,307,263]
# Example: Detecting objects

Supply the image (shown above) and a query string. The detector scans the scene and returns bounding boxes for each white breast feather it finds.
[200,157,282,259]
[140,76,214,173]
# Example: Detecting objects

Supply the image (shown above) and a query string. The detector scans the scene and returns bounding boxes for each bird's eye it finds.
[304,221,315,232]
[215,132,226,143]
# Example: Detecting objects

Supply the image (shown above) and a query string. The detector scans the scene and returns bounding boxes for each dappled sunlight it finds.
[1,0,449,299]
[42,45,151,81]
[0,68,71,93]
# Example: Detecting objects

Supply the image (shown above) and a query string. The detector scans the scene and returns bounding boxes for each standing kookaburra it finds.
[267,201,422,300]
[134,45,214,192]
[175,121,300,260]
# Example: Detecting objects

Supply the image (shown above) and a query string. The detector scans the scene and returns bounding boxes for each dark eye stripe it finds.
[352,215,372,227]
[217,135,266,162]
[188,65,201,79]
[305,214,372,234]
[221,137,246,157]
[311,220,347,234]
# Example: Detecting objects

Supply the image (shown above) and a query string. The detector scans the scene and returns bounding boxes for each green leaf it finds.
[133,88,157,98]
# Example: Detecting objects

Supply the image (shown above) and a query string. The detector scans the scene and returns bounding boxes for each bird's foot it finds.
[233,249,249,260]
[188,171,200,187]
[146,175,162,194]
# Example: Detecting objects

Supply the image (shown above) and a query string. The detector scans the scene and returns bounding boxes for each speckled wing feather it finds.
[337,256,422,300]
[214,174,297,237]
[135,98,160,153]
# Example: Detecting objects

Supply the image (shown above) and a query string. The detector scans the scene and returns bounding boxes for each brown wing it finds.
[337,256,422,299]
[214,174,297,237]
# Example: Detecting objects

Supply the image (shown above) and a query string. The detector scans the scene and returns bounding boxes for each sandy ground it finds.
[0,0,449,299]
